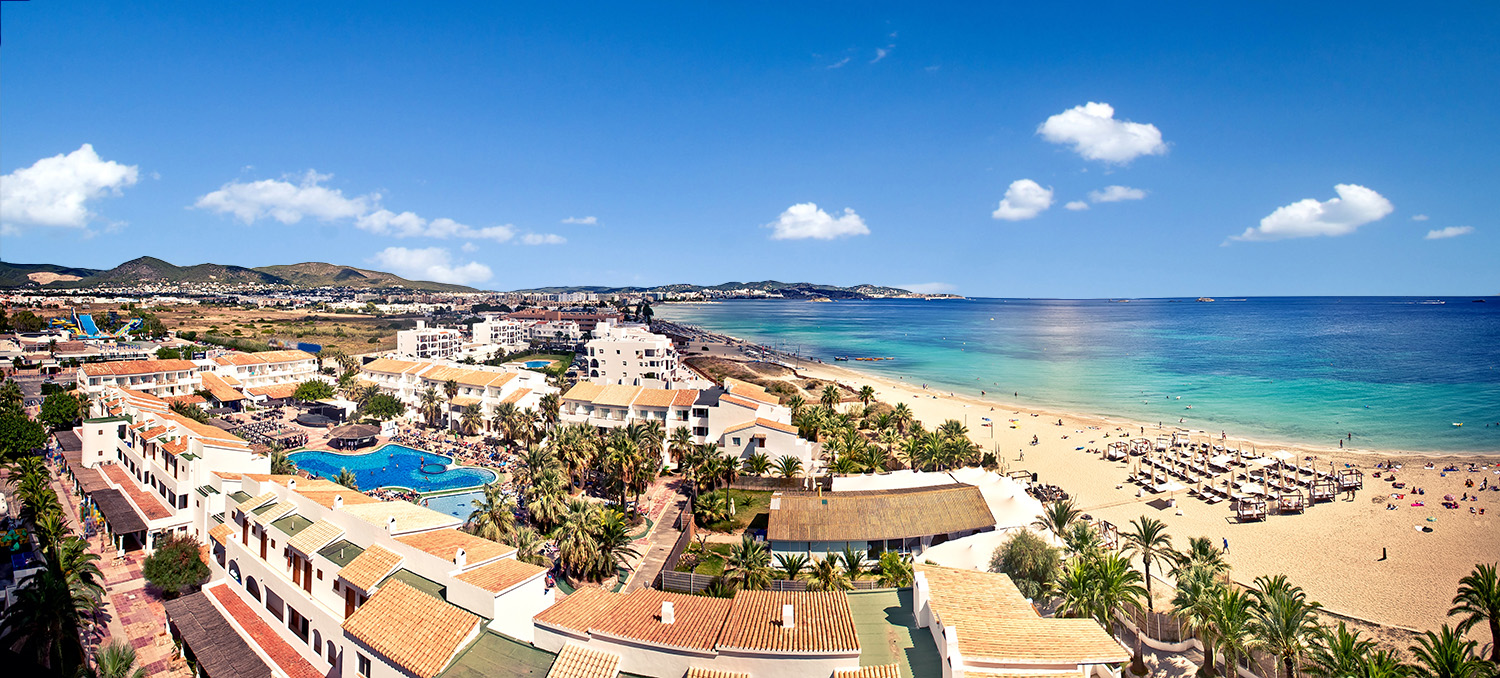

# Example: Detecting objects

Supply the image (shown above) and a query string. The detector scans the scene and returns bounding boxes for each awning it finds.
[74,467,113,494]
[92,489,149,534]
[163,590,274,678]
[55,430,83,452]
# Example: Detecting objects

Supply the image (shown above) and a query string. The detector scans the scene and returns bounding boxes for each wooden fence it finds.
[659,571,888,594]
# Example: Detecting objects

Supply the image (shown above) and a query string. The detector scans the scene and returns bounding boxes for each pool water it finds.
[424,491,484,521]
[522,360,553,369]
[290,444,496,493]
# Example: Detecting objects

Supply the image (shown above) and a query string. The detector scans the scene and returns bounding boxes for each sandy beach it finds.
[679,325,1500,640]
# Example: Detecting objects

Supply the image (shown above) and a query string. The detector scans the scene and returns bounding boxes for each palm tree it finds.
[742,452,771,476]
[1447,562,1500,663]
[0,379,24,411]
[466,483,516,543]
[1408,625,1486,678]
[1250,576,1324,678]
[1359,649,1412,678]
[1213,588,1257,678]
[1033,499,1083,540]
[537,392,561,431]
[807,557,852,591]
[490,401,518,439]
[1171,536,1230,581]
[1173,567,1227,677]
[891,402,913,433]
[1093,552,1148,636]
[419,385,443,428]
[86,640,147,678]
[1306,622,1376,678]
[459,404,485,435]
[829,454,862,475]
[839,546,868,582]
[442,379,460,404]
[668,426,696,470]
[0,568,99,672]
[876,551,915,588]
[1062,522,1105,560]
[775,553,809,581]
[820,384,841,410]
[772,454,803,479]
[334,468,359,490]
[510,526,548,566]
[723,535,773,591]
[857,385,876,407]
[1123,516,1173,612]
[269,444,296,475]
[556,499,603,578]
[786,394,806,419]
[595,510,641,581]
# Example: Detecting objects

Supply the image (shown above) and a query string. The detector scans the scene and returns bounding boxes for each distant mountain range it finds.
[517,281,925,299]
[0,257,478,292]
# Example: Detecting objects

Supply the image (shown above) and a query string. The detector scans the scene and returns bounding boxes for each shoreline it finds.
[665,320,1500,638]
[662,320,1499,462]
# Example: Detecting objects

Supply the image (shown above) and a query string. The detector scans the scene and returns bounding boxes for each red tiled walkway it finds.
[100,463,174,520]
[208,584,326,678]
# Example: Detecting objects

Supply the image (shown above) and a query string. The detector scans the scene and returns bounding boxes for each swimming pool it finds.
[290,444,496,493]
[522,360,554,369]
[424,490,484,521]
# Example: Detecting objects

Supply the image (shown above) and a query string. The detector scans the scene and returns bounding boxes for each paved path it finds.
[48,466,192,677]
[625,484,687,592]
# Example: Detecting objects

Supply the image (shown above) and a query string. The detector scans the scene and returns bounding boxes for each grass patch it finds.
[701,489,772,533]
[675,542,733,576]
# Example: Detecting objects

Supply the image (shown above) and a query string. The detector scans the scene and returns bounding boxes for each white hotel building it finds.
[396,321,465,361]
[583,320,700,389]
[358,358,556,427]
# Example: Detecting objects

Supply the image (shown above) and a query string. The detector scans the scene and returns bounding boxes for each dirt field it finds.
[156,306,411,353]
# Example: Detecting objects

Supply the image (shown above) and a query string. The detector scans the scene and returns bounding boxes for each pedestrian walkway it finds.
[624,482,688,592]
[48,468,192,677]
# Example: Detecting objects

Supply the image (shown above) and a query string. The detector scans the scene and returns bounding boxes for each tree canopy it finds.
[141,533,209,598]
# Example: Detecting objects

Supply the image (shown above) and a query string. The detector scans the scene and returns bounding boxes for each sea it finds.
[654,297,1500,454]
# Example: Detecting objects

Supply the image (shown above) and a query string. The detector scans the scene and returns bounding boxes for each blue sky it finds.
[2,2,1497,296]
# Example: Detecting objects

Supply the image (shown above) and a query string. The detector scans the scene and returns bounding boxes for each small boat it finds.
[1197,297,1215,302]
[834,356,848,361]
[1452,423,1463,427]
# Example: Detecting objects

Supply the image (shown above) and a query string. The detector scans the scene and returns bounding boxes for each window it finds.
[357,653,372,677]
[732,437,741,446]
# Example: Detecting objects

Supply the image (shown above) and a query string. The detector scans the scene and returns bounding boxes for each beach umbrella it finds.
[1270,450,1296,463]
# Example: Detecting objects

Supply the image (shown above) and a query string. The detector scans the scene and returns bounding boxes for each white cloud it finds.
[368,247,492,285]
[1231,184,1394,242]
[1424,226,1474,240]
[354,209,516,242]
[1037,102,1167,164]
[766,203,870,240]
[461,242,478,252]
[991,179,1054,221]
[898,282,956,294]
[1064,201,1090,211]
[195,170,373,224]
[827,57,851,69]
[0,143,139,229]
[1411,214,1430,221]
[561,216,598,225]
[871,47,891,64]
[1089,185,1147,203]
[521,233,567,245]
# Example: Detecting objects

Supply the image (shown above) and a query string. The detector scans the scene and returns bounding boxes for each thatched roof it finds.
[163,590,273,678]
[330,423,380,439]
[766,484,995,543]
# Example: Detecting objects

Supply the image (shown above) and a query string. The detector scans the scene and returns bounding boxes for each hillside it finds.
[516,280,918,299]
[253,262,477,292]
[0,257,478,292]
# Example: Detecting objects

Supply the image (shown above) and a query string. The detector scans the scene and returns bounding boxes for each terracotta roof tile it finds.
[81,359,197,376]
[562,382,605,402]
[455,557,546,593]
[671,389,701,408]
[208,584,324,678]
[342,580,480,678]
[592,385,642,408]
[362,357,425,374]
[837,665,902,678]
[918,565,1130,665]
[164,394,208,405]
[236,490,278,513]
[246,383,299,400]
[717,394,760,410]
[450,396,483,407]
[534,588,626,635]
[718,590,859,654]
[723,378,780,405]
[219,373,242,386]
[499,387,531,405]
[395,528,515,564]
[214,350,316,366]
[100,463,174,520]
[208,523,235,546]
[249,502,297,527]
[201,372,247,402]
[164,411,249,445]
[286,519,343,555]
[722,418,798,436]
[631,389,678,408]
[340,500,461,534]
[297,488,381,509]
[339,544,404,592]
[683,670,750,678]
[546,643,621,678]
[591,589,732,652]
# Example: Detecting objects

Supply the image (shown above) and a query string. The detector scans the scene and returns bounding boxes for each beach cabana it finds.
[1236,497,1268,522]
[1277,489,1306,514]
[1337,469,1364,490]
[328,423,380,450]
[1310,477,1337,502]
[1104,442,1129,461]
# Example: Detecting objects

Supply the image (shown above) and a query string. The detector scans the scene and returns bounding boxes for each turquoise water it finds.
[656,298,1500,453]
[290,444,497,492]
[523,360,553,368]
[425,491,484,521]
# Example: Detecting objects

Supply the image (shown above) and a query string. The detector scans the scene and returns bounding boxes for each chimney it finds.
[287,478,297,490]
[782,604,795,629]
[416,320,426,330]
[386,516,396,532]
[455,547,466,568]
[333,494,344,509]
[660,601,675,625]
